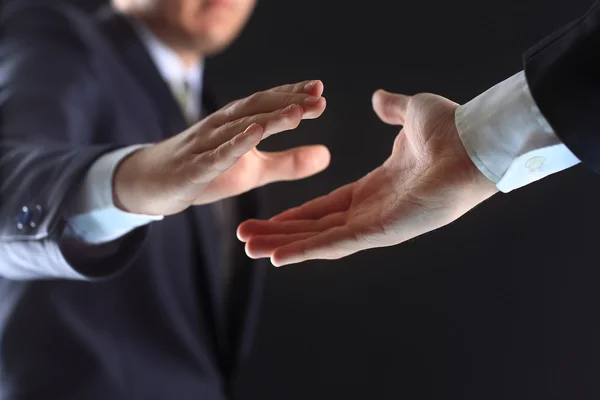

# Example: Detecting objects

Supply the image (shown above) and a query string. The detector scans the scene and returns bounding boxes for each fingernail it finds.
[304,80,316,91]
[304,96,320,105]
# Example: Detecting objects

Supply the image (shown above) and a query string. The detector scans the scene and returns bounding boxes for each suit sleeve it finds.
[523,0,600,173]
[0,3,148,280]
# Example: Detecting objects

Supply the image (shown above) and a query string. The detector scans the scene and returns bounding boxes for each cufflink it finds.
[525,156,545,171]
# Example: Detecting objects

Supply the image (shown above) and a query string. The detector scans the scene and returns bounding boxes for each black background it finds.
[8,0,600,398]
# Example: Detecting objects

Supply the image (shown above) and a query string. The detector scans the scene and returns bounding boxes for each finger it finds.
[257,104,309,140]
[372,89,411,125]
[237,212,346,242]
[190,123,263,183]
[212,91,326,126]
[217,80,324,112]
[245,232,318,258]
[268,80,324,97]
[255,145,331,186]
[269,183,354,222]
[270,226,366,267]
[198,104,304,152]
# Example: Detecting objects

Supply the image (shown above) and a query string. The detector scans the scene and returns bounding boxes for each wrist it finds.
[448,119,499,204]
[112,148,148,215]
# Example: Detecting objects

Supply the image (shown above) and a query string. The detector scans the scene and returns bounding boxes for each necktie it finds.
[173,80,197,125]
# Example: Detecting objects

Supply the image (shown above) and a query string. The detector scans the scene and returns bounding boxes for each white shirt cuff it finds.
[66,145,163,244]
[455,70,580,193]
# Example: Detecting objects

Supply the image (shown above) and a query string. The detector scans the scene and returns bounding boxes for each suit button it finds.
[16,206,30,230]
[29,205,44,228]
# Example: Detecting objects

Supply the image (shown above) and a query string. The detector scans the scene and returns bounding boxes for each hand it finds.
[113,80,329,215]
[237,90,499,266]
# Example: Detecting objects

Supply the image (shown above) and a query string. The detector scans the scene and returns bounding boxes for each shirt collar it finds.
[129,19,204,97]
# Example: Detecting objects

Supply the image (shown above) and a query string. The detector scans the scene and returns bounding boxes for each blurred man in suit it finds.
[238,1,599,266]
[0,0,329,398]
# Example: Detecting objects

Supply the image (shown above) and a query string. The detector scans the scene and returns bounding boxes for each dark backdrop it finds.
[7,0,600,399]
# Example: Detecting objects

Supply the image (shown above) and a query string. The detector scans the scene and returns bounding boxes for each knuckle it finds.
[225,99,237,108]
[268,84,284,92]
[288,107,302,121]
[283,93,296,105]
[411,93,424,102]
[223,117,244,133]
[288,114,301,128]
[233,116,251,131]
[200,110,218,126]
[277,118,300,132]
[206,147,219,164]
[228,100,243,117]
[222,99,238,111]
[249,91,264,103]
[218,100,239,120]
[180,125,200,144]
[291,82,304,92]
[208,148,226,172]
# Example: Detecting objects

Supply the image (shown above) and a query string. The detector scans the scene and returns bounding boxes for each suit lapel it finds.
[94,7,188,137]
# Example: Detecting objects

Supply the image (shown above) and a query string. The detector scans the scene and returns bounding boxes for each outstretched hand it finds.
[237,90,499,266]
[113,80,330,216]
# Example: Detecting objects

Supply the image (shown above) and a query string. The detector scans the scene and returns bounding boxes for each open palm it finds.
[237,90,498,266]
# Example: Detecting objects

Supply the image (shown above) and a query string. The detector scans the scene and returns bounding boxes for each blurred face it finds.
[131,0,257,56]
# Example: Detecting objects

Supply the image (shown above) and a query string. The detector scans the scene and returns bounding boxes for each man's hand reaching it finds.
[237,90,499,266]
[113,80,329,216]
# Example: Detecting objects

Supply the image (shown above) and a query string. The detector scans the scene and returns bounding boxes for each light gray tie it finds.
[173,80,197,126]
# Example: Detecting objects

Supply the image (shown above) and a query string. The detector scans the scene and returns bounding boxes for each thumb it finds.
[372,89,411,125]
[256,145,331,186]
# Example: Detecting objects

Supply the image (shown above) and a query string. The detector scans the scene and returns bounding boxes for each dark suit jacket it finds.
[524,0,600,172]
[0,2,266,399]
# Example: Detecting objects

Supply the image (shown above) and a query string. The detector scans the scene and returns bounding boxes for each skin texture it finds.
[237,90,499,267]
[111,1,493,265]
[109,1,331,216]
[114,81,329,215]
